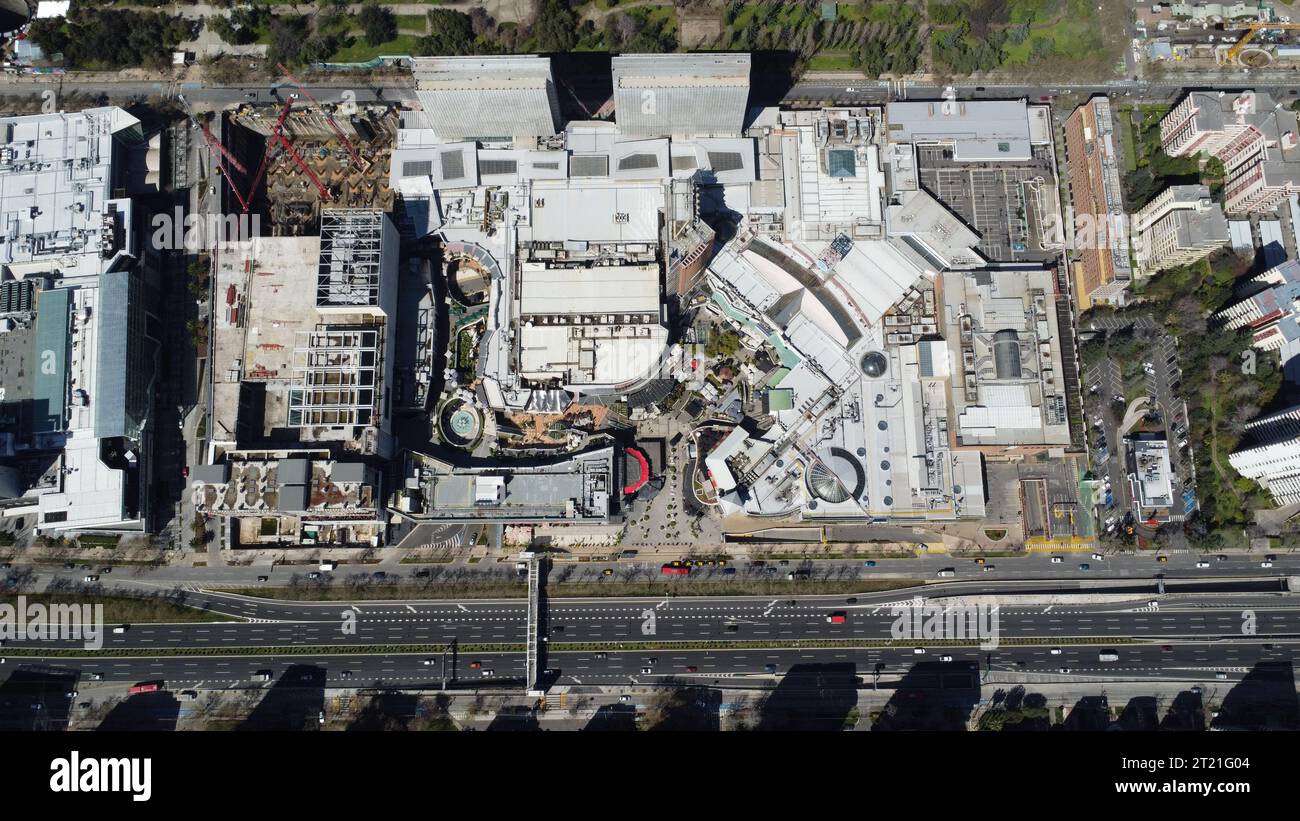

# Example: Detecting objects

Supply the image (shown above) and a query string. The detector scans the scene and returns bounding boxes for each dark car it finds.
[371,571,387,580]
[413,569,431,578]
[846,597,858,604]
[256,575,270,582]
[725,624,739,633]
[721,567,737,575]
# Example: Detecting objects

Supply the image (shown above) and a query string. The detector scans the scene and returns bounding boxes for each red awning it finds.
[623,447,649,495]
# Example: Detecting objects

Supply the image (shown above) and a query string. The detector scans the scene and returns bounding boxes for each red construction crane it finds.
[276,63,364,169]
[177,94,248,174]
[274,129,332,203]
[240,99,296,213]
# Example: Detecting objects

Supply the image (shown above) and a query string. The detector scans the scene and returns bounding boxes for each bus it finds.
[128,682,162,695]
[660,562,690,576]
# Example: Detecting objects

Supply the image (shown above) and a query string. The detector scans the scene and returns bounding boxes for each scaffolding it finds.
[318,209,384,308]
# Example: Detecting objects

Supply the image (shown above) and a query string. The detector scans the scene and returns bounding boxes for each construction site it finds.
[205,73,400,234]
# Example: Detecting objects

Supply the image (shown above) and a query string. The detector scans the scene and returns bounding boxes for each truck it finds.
[251,671,272,682]
[128,682,161,695]
[1098,650,1120,662]
[318,560,338,572]
[826,612,847,624]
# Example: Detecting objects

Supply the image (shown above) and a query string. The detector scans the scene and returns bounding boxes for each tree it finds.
[532,0,577,52]
[417,9,476,56]
[266,15,311,67]
[358,5,397,47]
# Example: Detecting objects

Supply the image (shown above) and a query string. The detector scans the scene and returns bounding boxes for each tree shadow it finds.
[97,691,181,732]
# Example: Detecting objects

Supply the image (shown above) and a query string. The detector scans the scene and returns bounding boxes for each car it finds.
[602,568,613,576]
[83,575,98,582]
[480,669,494,677]
[306,572,321,580]
[725,624,740,632]
[245,91,257,100]
[685,666,697,673]
[863,560,877,567]
[619,695,632,702]
[1157,555,1169,563]
[1261,561,1274,568]
[1148,600,1159,608]
[1049,647,1063,655]
[79,564,90,570]
[1078,563,1090,571]
[982,565,995,572]
[469,661,482,669]
[288,92,299,100]
[594,652,607,660]
[1059,667,1070,674]
[1216,554,1227,562]
[936,569,955,577]
[826,613,847,624]
[974,557,985,565]
[1215,672,1229,680]
[100,567,111,574]
[778,560,790,566]
[764,663,778,673]
[256,575,269,582]
[718,560,727,567]
[913,647,926,654]
[1091,553,1104,561]
[371,571,387,580]
[1265,554,1277,562]
[63,562,75,570]
[340,671,353,679]
[112,625,128,634]
[179,690,198,701]
[645,657,658,664]
[180,465,190,479]
[1050,556,1063,564]
[421,658,437,666]
[640,667,654,674]
[1190,685,1202,695]
[89,672,103,680]
[722,567,737,576]
[1161,645,1173,652]
[413,569,431,578]
[845,597,858,604]
[939,655,953,663]
[1195,561,1210,569]
[551,625,565,633]
[0,562,8,569]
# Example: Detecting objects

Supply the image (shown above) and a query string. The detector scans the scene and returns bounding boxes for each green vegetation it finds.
[1122,105,1204,209]
[605,6,678,54]
[1084,253,1284,541]
[854,2,922,77]
[208,4,270,46]
[531,0,579,52]
[358,5,398,47]
[929,0,1119,78]
[0,593,234,624]
[704,326,741,359]
[28,8,193,70]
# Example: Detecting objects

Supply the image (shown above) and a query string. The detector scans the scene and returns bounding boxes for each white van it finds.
[319,560,338,572]
[1098,650,1119,662]
[112,625,128,634]
[251,671,272,682]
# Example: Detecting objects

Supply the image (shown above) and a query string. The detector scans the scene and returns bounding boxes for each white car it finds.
[1195,561,1210,568]
[1050,556,1063,564]
[421,659,437,666]
[1261,561,1274,568]
[1091,553,1104,561]
[939,655,953,663]
[913,647,926,655]
[640,667,654,674]
[480,669,494,677]
[1050,648,1062,655]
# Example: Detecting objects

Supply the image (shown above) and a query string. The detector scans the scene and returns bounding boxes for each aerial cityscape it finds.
[1,0,1300,763]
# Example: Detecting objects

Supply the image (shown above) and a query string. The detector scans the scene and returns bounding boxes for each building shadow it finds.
[755,662,861,731]
[346,690,423,731]
[484,705,541,731]
[584,703,637,732]
[1159,690,1206,731]
[97,691,181,732]
[1058,695,1111,731]
[1211,662,1298,730]
[643,684,722,731]
[1114,696,1160,731]
[0,666,78,731]
[237,664,327,731]
[870,662,980,731]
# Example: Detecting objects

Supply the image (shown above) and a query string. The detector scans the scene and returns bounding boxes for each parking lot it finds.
[1081,318,1197,541]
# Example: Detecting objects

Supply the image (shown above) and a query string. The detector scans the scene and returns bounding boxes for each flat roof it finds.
[886,99,1033,162]
[526,181,663,244]
[518,264,660,316]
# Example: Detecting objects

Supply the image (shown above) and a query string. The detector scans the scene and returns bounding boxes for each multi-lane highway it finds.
[3,579,1298,690]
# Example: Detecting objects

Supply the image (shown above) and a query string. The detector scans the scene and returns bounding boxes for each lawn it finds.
[806,51,858,70]
[328,34,422,63]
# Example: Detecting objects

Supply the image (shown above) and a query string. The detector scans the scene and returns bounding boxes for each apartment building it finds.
[1064,96,1131,308]
[1161,91,1300,214]
[1133,184,1230,277]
